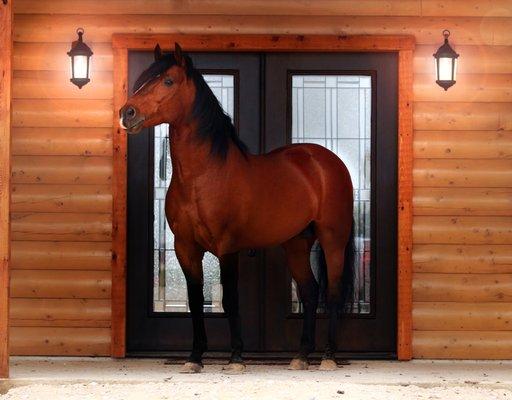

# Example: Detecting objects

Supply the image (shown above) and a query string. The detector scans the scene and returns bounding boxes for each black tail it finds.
[316,219,355,313]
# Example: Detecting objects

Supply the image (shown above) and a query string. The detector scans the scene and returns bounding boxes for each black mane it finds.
[133,53,248,160]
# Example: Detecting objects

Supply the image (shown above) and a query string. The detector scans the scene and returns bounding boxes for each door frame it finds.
[111,34,415,360]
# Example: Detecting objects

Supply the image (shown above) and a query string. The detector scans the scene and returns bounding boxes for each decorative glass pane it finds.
[153,74,235,313]
[290,75,372,315]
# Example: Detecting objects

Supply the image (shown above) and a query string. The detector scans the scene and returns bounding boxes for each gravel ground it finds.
[1,358,511,400]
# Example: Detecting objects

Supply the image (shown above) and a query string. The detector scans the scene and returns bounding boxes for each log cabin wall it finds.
[9,0,512,358]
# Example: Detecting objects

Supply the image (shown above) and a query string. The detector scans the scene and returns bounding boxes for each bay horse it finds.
[120,43,355,373]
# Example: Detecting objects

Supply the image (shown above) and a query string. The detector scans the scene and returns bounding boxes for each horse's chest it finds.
[165,184,228,253]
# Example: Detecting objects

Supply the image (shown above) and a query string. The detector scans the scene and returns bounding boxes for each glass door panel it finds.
[152,74,235,313]
[289,74,372,315]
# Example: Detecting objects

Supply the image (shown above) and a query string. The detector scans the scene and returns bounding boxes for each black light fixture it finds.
[67,28,93,89]
[433,30,459,91]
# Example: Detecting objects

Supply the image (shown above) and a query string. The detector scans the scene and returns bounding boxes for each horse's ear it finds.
[174,42,186,67]
[154,44,162,61]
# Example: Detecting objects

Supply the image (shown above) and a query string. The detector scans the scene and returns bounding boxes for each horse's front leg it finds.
[220,253,245,373]
[175,240,207,373]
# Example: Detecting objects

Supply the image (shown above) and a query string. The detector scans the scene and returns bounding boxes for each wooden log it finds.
[0,0,12,379]
[414,74,512,103]
[413,331,512,359]
[12,128,112,157]
[414,159,512,187]
[414,216,512,244]
[414,102,512,131]
[13,0,421,16]
[9,327,110,356]
[12,99,112,128]
[11,241,111,271]
[414,45,512,74]
[13,15,512,45]
[10,298,111,327]
[11,212,112,242]
[413,187,512,216]
[12,156,112,184]
[414,130,512,159]
[413,302,512,331]
[13,70,112,100]
[413,244,512,274]
[12,184,112,213]
[413,273,512,302]
[13,42,113,72]
[10,270,111,299]
[422,0,512,17]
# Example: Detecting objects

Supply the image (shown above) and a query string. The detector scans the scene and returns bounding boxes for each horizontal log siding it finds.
[10,0,512,358]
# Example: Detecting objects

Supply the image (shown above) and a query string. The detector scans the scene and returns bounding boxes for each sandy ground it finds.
[1,357,511,399]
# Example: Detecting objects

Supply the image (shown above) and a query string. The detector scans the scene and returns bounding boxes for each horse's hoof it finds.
[319,359,338,371]
[222,362,246,374]
[179,362,203,373]
[288,358,309,370]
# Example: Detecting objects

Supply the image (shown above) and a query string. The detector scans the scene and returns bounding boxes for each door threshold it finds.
[127,351,396,362]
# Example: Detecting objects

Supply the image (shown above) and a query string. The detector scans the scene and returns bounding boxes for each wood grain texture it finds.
[11,241,111,271]
[414,216,512,244]
[10,327,110,356]
[12,128,112,157]
[421,0,512,17]
[111,46,128,358]
[10,270,111,299]
[14,0,422,16]
[414,74,512,103]
[12,99,113,128]
[12,156,112,185]
[12,184,112,213]
[413,188,512,216]
[413,273,512,302]
[11,212,112,242]
[414,102,512,131]
[13,42,113,72]
[0,0,12,379]
[414,159,512,187]
[413,244,512,274]
[10,298,111,327]
[413,330,512,359]
[13,70,113,100]
[413,131,512,159]
[14,14,511,45]
[397,49,414,361]
[413,302,512,331]
[414,45,512,74]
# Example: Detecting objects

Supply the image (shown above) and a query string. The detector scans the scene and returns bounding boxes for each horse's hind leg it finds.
[175,240,207,373]
[316,225,351,371]
[220,252,245,373]
[283,236,318,370]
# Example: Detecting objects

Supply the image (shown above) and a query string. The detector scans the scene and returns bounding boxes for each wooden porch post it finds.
[0,0,13,379]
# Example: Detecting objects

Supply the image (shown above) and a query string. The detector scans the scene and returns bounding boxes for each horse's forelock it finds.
[133,54,177,93]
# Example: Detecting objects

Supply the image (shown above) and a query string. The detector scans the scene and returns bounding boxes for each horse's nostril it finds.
[125,106,136,119]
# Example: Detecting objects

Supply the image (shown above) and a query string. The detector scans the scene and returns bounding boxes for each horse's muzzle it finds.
[119,105,146,134]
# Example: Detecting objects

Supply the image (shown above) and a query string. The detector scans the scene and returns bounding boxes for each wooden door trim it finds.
[111,34,415,360]
[0,0,13,378]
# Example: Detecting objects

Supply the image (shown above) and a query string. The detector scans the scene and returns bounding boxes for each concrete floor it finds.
[1,357,511,399]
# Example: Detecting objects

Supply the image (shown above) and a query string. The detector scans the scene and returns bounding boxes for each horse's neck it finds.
[168,122,241,183]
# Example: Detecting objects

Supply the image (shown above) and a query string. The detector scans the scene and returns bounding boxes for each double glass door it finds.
[127,51,397,356]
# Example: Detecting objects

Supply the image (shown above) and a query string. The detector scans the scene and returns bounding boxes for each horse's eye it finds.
[164,78,174,87]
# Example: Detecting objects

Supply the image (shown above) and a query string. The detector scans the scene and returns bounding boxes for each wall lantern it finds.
[433,30,459,91]
[67,28,93,89]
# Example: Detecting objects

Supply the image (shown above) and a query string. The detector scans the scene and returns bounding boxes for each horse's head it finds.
[119,43,195,134]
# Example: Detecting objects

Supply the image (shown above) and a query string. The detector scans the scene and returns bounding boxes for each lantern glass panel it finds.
[437,57,454,81]
[73,55,89,79]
